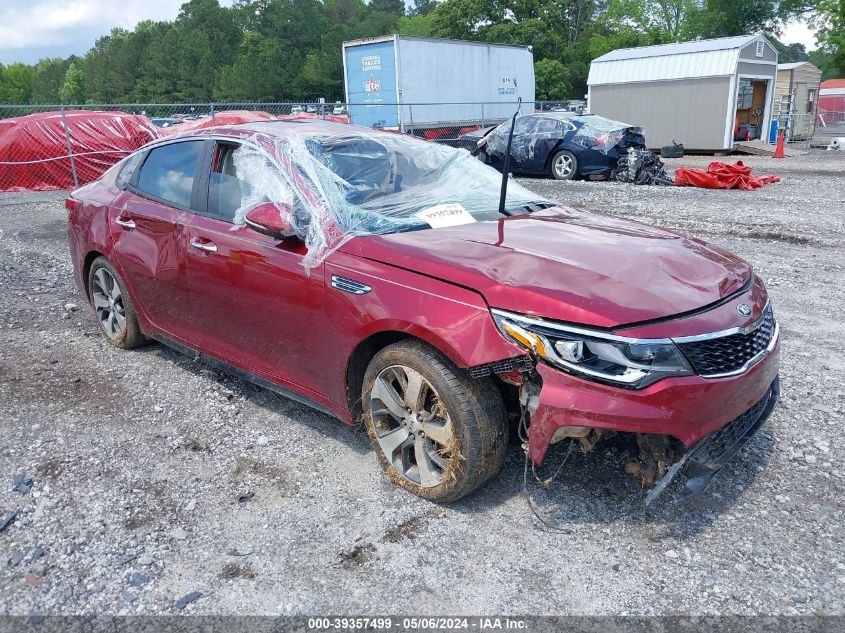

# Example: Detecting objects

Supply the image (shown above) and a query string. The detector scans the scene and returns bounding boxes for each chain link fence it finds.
[815,110,845,148]
[1,100,592,192]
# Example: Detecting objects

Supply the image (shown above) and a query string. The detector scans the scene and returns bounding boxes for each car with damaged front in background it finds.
[66,120,780,503]
[460,112,647,180]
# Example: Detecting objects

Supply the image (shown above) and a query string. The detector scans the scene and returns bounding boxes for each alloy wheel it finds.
[91,267,126,339]
[369,365,455,488]
[554,154,575,178]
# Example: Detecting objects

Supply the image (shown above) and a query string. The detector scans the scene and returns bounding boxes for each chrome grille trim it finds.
[674,305,778,378]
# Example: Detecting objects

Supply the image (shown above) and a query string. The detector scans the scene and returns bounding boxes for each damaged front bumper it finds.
[522,335,780,503]
[645,376,780,504]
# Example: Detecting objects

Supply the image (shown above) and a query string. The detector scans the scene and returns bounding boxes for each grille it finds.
[677,306,776,377]
[470,356,533,378]
[689,381,776,468]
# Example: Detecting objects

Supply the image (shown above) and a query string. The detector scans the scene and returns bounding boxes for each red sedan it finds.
[66,121,780,503]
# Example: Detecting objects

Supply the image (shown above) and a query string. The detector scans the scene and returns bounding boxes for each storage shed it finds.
[587,35,779,151]
[775,62,822,140]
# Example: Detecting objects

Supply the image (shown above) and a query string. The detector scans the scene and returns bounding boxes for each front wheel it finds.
[362,340,507,503]
[550,150,579,180]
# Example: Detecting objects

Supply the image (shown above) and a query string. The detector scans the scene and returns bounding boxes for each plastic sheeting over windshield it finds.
[231,125,549,270]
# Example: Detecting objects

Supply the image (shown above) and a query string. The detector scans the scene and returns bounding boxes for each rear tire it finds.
[87,257,146,349]
[550,150,578,180]
[362,340,508,503]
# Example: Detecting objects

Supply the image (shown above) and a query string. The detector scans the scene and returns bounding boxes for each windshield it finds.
[230,125,551,270]
[305,132,548,221]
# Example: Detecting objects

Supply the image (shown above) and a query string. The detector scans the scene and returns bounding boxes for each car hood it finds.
[340,207,751,328]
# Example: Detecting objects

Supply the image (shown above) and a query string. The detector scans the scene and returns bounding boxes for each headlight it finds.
[492,309,692,389]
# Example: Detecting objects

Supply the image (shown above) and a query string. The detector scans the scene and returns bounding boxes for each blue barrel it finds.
[769,120,779,144]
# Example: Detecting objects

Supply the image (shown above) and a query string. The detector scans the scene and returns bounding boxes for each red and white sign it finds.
[365,76,381,94]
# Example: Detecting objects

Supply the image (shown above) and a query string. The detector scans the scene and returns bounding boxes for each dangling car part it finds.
[612,147,674,186]
[66,119,779,504]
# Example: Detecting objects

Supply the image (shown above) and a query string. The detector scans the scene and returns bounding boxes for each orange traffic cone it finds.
[773,130,785,159]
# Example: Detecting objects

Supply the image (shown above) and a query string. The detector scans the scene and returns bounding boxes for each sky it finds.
[0,1,820,66]
[0,0,235,65]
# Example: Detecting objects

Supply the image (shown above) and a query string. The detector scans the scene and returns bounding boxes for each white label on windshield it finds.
[415,204,476,228]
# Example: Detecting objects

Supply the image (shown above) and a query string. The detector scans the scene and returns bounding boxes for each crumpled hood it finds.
[340,207,751,328]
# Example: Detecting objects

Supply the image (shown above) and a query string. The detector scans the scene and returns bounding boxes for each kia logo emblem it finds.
[737,304,752,317]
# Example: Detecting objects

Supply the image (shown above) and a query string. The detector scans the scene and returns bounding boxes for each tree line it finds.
[0,0,841,106]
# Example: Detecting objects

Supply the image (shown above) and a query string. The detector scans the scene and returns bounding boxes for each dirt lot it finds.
[0,151,843,617]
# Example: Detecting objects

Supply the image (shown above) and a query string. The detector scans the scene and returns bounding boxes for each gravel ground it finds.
[0,151,843,617]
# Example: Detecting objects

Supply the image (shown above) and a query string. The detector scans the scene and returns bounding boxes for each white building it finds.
[587,35,779,151]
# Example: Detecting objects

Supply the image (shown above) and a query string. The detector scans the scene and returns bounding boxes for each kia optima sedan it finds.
[66,120,780,503]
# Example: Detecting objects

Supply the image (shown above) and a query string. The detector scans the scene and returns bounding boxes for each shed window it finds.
[807,88,816,113]
[756,41,765,57]
[737,80,754,110]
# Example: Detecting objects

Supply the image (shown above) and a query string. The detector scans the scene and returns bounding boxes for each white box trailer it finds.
[342,35,535,130]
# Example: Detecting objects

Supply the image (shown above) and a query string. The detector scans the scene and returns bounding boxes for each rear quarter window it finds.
[115,152,146,189]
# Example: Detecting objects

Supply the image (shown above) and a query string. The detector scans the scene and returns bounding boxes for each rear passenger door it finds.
[183,140,330,400]
[110,140,205,341]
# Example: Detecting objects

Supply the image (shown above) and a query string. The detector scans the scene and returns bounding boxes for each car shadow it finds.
[142,343,373,457]
[142,342,775,535]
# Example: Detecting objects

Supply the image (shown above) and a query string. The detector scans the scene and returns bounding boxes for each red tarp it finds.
[276,112,350,124]
[0,110,160,192]
[160,110,277,134]
[674,161,781,190]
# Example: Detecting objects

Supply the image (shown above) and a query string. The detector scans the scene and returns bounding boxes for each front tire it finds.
[550,150,579,180]
[362,340,507,503]
[87,257,146,349]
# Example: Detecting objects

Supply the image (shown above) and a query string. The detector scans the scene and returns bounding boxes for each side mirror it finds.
[244,202,295,239]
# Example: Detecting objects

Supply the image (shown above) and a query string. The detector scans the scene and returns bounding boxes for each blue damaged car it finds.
[460,112,646,181]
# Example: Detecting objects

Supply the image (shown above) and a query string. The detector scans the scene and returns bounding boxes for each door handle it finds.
[190,237,218,253]
[114,217,135,230]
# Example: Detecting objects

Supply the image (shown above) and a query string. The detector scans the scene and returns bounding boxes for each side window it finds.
[207,142,290,223]
[136,141,203,208]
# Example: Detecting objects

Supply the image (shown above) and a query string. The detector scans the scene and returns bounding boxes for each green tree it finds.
[59,63,85,103]
[0,63,35,103]
[216,32,291,100]
[369,0,405,14]
[772,39,810,62]
[410,0,439,15]
[814,0,845,76]
[686,0,781,38]
[31,58,74,104]
[534,58,572,100]
[397,13,436,35]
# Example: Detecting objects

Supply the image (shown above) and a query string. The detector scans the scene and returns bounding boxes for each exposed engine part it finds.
[550,425,605,453]
[612,147,674,186]
[626,433,677,485]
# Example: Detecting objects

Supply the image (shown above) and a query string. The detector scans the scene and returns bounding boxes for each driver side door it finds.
[183,140,332,403]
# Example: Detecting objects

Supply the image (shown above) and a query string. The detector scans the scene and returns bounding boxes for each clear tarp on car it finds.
[570,116,644,155]
[230,123,550,270]
[483,115,569,162]
[482,114,644,160]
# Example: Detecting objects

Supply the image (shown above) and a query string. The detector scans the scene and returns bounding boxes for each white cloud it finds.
[781,20,818,51]
[0,0,235,63]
